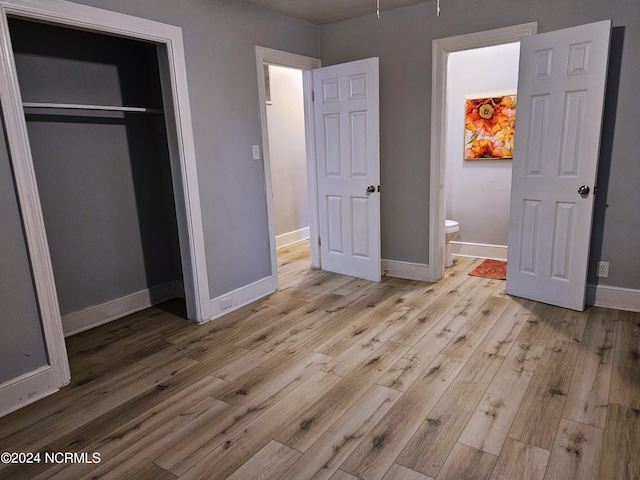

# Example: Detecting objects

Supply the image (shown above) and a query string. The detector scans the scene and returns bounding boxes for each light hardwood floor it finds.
[1,240,638,480]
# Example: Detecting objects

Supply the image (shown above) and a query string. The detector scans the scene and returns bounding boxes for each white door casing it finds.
[429,23,538,282]
[506,20,611,311]
[255,47,321,287]
[314,58,381,281]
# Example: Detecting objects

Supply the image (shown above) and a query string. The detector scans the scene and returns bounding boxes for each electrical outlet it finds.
[251,144,260,160]
[597,261,609,278]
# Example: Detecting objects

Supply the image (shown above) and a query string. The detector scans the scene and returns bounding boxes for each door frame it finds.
[0,0,209,415]
[255,46,321,288]
[428,22,538,282]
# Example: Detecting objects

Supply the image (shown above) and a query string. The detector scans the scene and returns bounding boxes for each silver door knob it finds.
[366,185,376,193]
[578,185,590,196]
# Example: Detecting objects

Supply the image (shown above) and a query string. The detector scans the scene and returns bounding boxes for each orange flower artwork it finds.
[464,95,516,160]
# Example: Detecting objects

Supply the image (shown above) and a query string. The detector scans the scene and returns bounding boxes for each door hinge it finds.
[312,90,315,102]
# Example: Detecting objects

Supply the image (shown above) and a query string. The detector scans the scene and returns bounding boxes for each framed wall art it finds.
[464,95,516,160]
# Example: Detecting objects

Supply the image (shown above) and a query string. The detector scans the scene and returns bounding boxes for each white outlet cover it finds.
[252,144,260,160]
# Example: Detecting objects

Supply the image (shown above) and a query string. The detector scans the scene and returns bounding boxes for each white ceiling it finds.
[245,0,430,25]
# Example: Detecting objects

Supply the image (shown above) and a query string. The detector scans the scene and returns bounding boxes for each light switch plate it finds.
[252,144,260,160]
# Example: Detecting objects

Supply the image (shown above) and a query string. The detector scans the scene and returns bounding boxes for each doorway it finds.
[428,22,538,281]
[444,43,520,262]
[265,65,311,252]
[255,47,321,290]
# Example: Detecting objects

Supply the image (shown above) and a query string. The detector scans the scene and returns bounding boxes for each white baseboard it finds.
[451,241,508,261]
[276,227,310,249]
[382,259,432,282]
[62,281,184,336]
[206,275,276,322]
[0,366,58,418]
[586,284,640,312]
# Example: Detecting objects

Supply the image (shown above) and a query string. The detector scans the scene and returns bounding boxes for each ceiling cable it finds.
[377,0,380,19]
[437,0,441,16]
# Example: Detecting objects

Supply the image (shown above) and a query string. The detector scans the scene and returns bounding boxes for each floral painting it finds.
[464,95,516,160]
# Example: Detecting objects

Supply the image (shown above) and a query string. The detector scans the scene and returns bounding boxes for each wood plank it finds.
[174,371,341,479]
[544,418,604,480]
[458,342,544,455]
[441,295,509,359]
[490,438,550,480]
[599,403,640,480]
[508,340,580,450]
[329,470,361,480]
[339,354,466,480]
[377,290,490,392]
[610,310,640,409]
[563,306,617,427]
[320,308,415,377]
[381,463,433,480]
[277,384,401,480]
[156,369,338,476]
[8,379,228,480]
[68,396,230,480]
[515,302,569,347]
[0,362,154,452]
[547,307,589,345]
[232,293,343,350]
[477,297,536,356]
[431,443,497,480]
[389,275,498,347]
[212,351,332,407]
[312,282,408,358]
[396,351,503,477]
[225,440,301,480]
[275,341,408,452]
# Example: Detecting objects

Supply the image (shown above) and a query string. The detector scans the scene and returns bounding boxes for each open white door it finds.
[506,21,611,311]
[314,58,381,281]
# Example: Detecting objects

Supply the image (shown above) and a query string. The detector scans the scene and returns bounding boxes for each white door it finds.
[506,21,611,311]
[314,58,381,281]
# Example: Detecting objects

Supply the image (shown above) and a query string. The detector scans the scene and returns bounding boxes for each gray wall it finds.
[0,113,49,384]
[320,0,640,289]
[11,19,181,315]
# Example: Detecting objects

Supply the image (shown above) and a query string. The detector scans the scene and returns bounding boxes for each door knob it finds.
[578,185,590,196]
[366,185,376,193]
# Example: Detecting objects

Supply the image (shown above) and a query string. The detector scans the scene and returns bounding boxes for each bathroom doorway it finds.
[444,43,521,262]
[428,23,538,281]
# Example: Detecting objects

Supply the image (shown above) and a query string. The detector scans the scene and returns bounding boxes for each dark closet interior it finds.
[9,18,183,326]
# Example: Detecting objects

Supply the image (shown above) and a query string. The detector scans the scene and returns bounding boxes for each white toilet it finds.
[445,219,459,267]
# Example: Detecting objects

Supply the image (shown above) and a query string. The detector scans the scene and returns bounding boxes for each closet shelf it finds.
[22,102,163,114]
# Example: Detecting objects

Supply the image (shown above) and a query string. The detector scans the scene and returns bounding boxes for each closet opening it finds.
[9,18,186,335]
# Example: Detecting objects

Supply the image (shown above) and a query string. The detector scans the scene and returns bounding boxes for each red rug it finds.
[469,259,507,280]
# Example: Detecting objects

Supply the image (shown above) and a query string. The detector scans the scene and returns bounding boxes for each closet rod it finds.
[22,102,163,114]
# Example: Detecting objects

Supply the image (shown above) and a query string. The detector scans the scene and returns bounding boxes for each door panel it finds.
[507,21,611,311]
[314,58,380,281]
